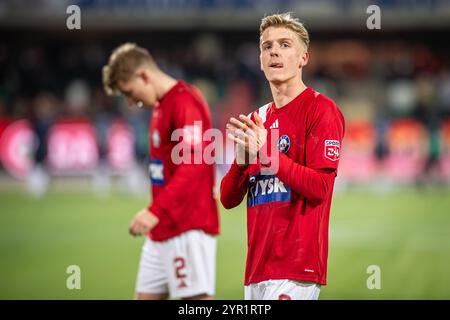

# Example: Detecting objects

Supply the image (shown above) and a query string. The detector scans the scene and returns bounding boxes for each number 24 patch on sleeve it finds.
[324,140,340,161]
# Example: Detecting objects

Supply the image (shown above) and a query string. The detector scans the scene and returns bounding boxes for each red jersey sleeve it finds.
[149,92,207,219]
[306,95,345,172]
[220,160,249,209]
[275,96,345,205]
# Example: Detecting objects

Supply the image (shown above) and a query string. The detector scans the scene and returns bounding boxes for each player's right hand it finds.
[226,112,267,167]
[128,208,159,237]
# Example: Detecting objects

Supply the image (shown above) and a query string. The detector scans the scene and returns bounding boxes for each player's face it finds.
[260,27,308,85]
[119,72,157,109]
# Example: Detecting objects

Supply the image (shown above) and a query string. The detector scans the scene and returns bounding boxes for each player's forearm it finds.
[276,152,336,205]
[220,161,249,209]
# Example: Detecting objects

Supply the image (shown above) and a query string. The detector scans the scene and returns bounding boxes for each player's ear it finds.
[139,70,149,84]
[135,67,152,85]
[299,51,309,68]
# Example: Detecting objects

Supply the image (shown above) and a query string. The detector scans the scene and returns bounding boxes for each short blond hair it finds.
[260,12,310,49]
[102,43,157,95]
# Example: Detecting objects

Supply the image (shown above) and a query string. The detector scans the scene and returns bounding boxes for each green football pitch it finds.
[1,187,450,299]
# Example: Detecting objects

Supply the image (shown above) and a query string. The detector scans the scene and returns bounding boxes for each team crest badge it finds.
[277,135,290,153]
[152,130,160,148]
[324,140,340,161]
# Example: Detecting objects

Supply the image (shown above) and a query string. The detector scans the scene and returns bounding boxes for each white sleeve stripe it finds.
[258,103,270,124]
[247,103,270,123]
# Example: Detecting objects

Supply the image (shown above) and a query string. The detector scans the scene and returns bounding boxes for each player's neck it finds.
[270,79,307,109]
[155,71,178,101]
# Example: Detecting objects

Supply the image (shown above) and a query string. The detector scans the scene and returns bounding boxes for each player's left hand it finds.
[128,208,159,237]
[226,112,267,165]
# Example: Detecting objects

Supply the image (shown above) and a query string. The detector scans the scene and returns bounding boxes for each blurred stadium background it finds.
[1,0,450,299]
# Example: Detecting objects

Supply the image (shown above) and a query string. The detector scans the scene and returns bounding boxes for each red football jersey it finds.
[147,80,219,241]
[221,87,345,285]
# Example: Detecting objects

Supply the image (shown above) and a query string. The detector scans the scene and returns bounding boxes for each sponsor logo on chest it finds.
[248,174,291,207]
[148,158,164,185]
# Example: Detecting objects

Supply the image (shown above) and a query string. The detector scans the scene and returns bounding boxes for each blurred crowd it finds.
[1,30,450,191]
